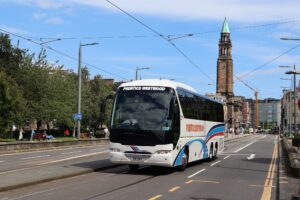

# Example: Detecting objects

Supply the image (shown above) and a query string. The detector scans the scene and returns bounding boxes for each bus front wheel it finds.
[179,152,188,171]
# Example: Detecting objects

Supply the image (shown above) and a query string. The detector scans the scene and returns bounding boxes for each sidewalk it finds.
[0,139,109,155]
[282,138,300,177]
[280,138,300,200]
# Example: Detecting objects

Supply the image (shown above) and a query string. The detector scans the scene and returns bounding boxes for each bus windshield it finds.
[110,86,180,146]
[112,87,175,131]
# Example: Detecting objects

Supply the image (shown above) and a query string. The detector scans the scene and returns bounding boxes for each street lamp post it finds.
[77,42,99,139]
[281,79,292,136]
[135,67,150,80]
[281,86,292,136]
[285,67,300,136]
[280,37,300,136]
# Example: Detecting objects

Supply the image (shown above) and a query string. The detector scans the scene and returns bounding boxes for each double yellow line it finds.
[260,143,277,200]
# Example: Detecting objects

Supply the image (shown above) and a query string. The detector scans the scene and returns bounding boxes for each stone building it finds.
[281,89,299,132]
[216,18,233,98]
[216,18,244,131]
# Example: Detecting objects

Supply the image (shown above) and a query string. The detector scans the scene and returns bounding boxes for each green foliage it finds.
[0,70,27,133]
[295,133,300,140]
[0,138,16,142]
[0,34,113,137]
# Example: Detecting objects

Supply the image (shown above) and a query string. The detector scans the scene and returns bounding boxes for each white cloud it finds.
[45,16,64,25]
[8,0,64,9]
[32,12,47,20]
[7,0,300,23]
[0,25,29,35]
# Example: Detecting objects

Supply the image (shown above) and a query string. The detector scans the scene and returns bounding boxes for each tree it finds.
[0,70,26,135]
[81,74,113,131]
[0,34,114,136]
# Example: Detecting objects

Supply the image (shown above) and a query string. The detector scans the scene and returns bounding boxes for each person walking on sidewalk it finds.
[30,129,35,141]
[18,128,23,141]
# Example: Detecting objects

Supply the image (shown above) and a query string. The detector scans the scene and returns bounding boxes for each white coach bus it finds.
[109,79,224,171]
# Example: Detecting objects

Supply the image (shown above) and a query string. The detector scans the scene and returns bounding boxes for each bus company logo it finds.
[130,146,140,152]
[123,86,166,91]
[186,124,204,132]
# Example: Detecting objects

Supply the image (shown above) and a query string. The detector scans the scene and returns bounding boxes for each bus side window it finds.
[172,96,180,147]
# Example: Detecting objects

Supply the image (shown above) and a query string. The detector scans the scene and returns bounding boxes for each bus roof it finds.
[120,79,224,105]
[120,79,197,93]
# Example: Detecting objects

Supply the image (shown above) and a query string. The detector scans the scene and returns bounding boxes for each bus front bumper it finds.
[109,151,174,167]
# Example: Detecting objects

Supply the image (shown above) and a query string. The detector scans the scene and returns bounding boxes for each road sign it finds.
[73,113,82,121]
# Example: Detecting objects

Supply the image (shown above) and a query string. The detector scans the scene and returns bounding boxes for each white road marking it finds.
[210,161,221,166]
[0,151,108,175]
[61,151,82,155]
[0,145,108,157]
[188,169,206,179]
[247,154,256,160]
[21,155,51,160]
[0,161,4,163]
[39,151,109,165]
[234,142,254,153]
[223,155,231,160]
[221,153,251,156]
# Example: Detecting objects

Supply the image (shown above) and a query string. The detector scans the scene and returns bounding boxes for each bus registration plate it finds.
[131,155,145,161]
[125,154,149,161]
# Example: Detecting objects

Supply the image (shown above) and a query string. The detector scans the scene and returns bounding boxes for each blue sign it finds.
[73,113,82,121]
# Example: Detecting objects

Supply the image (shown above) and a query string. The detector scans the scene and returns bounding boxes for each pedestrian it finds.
[18,128,23,141]
[30,129,35,141]
[64,128,69,136]
[104,128,109,138]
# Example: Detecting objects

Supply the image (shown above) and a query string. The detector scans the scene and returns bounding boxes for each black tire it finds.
[179,151,188,171]
[128,164,139,171]
[208,145,214,161]
[213,145,218,160]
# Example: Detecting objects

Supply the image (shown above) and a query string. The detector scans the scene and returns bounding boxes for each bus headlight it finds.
[109,148,121,152]
[155,150,171,155]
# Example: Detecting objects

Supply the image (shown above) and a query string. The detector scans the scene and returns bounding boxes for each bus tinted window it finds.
[177,89,224,122]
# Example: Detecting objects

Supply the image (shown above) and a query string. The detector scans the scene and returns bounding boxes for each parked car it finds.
[248,128,254,134]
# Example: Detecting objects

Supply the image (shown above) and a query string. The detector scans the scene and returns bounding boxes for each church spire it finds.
[221,17,230,33]
[216,18,233,97]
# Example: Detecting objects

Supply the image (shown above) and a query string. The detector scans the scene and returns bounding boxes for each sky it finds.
[1,0,300,99]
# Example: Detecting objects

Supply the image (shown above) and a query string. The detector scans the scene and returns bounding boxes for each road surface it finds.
[0,134,280,200]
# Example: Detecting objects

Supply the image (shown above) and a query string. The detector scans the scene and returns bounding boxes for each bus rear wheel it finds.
[128,164,139,171]
[208,145,214,161]
[213,145,218,159]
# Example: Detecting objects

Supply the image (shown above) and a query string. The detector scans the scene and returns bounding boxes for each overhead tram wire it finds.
[239,43,300,79]
[35,19,299,41]
[105,0,214,83]
[0,28,128,80]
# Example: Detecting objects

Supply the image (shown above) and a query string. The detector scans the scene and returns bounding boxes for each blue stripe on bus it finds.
[173,124,224,167]
[205,125,225,142]
[173,138,207,167]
